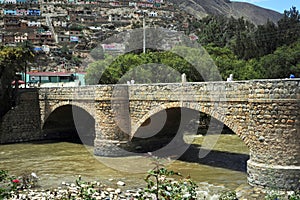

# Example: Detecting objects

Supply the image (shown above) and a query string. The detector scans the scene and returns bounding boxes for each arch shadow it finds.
[179,144,249,172]
[42,104,96,146]
[130,106,250,172]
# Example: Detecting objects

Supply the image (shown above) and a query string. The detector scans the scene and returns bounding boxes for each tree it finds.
[85,47,215,85]
[254,20,278,57]
[259,40,300,79]
[204,44,262,80]
[278,7,300,46]
[0,45,34,118]
[85,55,115,84]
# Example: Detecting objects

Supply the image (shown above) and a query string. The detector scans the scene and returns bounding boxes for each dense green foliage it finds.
[204,41,300,80]
[195,7,300,59]
[0,169,16,199]
[86,7,300,84]
[85,48,218,85]
[194,7,300,80]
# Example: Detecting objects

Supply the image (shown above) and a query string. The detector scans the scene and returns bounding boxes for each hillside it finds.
[0,0,286,72]
[171,0,283,25]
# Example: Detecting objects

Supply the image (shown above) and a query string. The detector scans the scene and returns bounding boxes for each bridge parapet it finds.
[39,86,98,101]
[249,79,300,101]
[127,81,250,102]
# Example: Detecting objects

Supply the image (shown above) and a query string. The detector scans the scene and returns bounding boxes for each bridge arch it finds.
[131,102,249,147]
[42,103,100,145]
[43,101,97,125]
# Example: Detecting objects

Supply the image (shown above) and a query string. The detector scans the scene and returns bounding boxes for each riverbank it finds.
[7,178,299,200]
[1,135,299,199]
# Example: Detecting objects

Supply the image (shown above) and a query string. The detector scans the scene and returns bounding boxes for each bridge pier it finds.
[246,81,300,190]
[247,160,300,190]
[94,85,133,156]
[93,125,132,157]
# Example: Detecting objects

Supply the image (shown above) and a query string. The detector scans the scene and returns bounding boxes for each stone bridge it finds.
[0,79,299,190]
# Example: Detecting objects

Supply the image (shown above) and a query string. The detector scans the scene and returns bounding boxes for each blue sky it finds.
[231,0,299,13]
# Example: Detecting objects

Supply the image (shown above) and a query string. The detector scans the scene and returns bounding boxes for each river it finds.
[0,134,249,197]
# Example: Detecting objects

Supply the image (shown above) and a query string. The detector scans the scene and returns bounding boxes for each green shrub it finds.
[0,170,20,199]
[141,155,198,200]
[219,190,238,200]
[75,176,103,200]
[288,191,300,200]
[0,169,39,198]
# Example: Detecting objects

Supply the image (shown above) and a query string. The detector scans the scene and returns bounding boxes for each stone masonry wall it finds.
[38,86,97,125]
[94,85,132,157]
[247,80,300,165]
[0,89,42,143]
[128,82,251,145]
[247,79,300,190]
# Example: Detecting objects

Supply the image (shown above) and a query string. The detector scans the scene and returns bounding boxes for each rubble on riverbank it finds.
[10,179,197,200]
[9,181,300,200]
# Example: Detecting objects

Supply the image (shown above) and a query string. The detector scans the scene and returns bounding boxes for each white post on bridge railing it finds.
[181,73,186,84]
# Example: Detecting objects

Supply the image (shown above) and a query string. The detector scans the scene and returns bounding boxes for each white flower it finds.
[182,193,191,198]
[31,172,39,179]
[166,186,172,191]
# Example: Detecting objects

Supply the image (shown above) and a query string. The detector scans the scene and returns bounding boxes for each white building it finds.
[148,11,158,17]
[4,0,17,4]
[14,33,28,43]
[28,21,41,27]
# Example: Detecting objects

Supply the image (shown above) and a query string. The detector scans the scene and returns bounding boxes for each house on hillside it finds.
[16,0,27,4]
[28,20,41,27]
[148,11,158,17]
[2,34,14,44]
[16,9,27,15]
[27,31,54,44]
[14,32,28,43]
[4,9,17,15]
[27,9,41,16]
[52,18,68,27]
[3,17,22,29]
[3,0,17,4]
[25,71,86,87]
[57,34,69,42]
[108,14,122,22]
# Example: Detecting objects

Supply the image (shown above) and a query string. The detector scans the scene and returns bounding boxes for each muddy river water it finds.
[0,134,249,197]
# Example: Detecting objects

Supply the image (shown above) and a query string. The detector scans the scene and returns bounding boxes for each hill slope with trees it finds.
[85,7,300,84]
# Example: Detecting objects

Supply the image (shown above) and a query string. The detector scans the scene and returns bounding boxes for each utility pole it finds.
[24,41,28,88]
[143,12,146,54]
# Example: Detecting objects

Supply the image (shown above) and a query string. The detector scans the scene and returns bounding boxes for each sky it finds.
[231,0,299,13]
